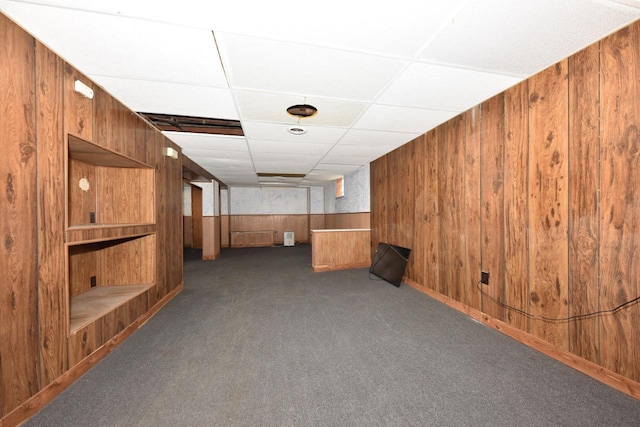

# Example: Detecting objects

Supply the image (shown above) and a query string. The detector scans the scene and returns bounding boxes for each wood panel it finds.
[438,116,465,301]
[229,214,311,245]
[0,14,40,416]
[480,94,506,320]
[183,216,193,247]
[67,159,97,226]
[528,61,570,350]
[568,42,600,363]
[67,323,98,368]
[464,107,482,310]
[153,134,167,303]
[273,214,309,243]
[309,214,325,233]
[96,167,154,224]
[66,224,156,246]
[311,230,371,272]
[164,140,183,296]
[503,81,530,330]
[423,130,439,291]
[412,135,426,288]
[231,231,275,248]
[324,212,370,230]
[63,63,93,141]
[600,22,640,380]
[202,216,218,260]
[369,157,387,255]
[214,216,221,257]
[192,185,202,248]
[221,215,230,247]
[35,41,68,385]
[98,235,156,286]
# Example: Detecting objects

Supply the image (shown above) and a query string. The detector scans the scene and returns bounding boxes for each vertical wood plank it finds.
[370,157,388,254]
[568,42,601,364]
[437,125,449,296]
[0,14,40,415]
[464,107,482,310]
[439,117,465,301]
[480,94,506,320]
[93,85,109,150]
[600,22,640,380]
[412,135,426,288]
[504,81,530,330]
[528,60,570,350]
[67,160,97,225]
[35,41,68,385]
[398,143,415,278]
[192,185,203,248]
[68,244,98,297]
[63,63,93,141]
[68,323,98,367]
[424,130,439,291]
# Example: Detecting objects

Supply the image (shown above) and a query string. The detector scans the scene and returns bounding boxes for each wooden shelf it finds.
[69,284,154,334]
[66,223,156,245]
[68,134,151,168]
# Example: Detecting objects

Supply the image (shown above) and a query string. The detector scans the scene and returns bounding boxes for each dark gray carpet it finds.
[26,244,640,426]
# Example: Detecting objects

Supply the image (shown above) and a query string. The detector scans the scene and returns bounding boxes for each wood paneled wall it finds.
[0,12,184,423]
[370,20,640,388]
[229,214,309,245]
[222,213,371,248]
[311,230,372,272]
[324,212,370,229]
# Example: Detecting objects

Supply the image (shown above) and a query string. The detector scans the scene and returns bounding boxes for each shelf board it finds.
[70,283,154,334]
[68,134,151,168]
[66,223,156,245]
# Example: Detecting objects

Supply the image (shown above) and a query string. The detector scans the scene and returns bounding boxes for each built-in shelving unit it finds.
[66,135,157,335]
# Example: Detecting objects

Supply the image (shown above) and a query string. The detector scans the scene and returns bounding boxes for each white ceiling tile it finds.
[209,1,470,58]
[163,133,249,152]
[377,62,522,111]
[253,161,315,174]
[305,171,344,181]
[217,32,408,101]
[242,121,347,144]
[320,155,371,165]
[16,1,470,58]
[91,77,238,119]
[251,152,324,164]
[420,0,640,76]
[2,3,227,86]
[354,105,457,134]
[314,164,364,172]
[326,144,394,159]
[338,129,421,147]
[233,90,368,127]
[248,140,331,156]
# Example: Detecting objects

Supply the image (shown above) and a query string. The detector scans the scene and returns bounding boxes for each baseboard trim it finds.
[2,283,184,427]
[312,262,370,272]
[402,277,640,400]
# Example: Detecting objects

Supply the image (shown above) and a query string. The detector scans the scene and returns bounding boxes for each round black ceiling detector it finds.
[287,104,318,118]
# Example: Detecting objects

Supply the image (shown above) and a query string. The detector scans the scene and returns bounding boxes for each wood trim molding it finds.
[312,262,370,272]
[402,277,640,400]
[1,283,183,427]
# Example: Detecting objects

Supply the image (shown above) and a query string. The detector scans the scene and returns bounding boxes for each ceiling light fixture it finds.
[288,126,307,135]
[286,104,318,118]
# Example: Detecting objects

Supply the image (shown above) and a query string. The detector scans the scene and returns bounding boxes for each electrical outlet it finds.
[480,271,490,285]
[90,276,97,288]
[89,212,96,223]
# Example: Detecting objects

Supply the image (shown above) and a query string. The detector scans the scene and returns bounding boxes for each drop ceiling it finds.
[2,0,640,186]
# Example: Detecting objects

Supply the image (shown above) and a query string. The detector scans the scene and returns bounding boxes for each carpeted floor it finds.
[25,244,640,426]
